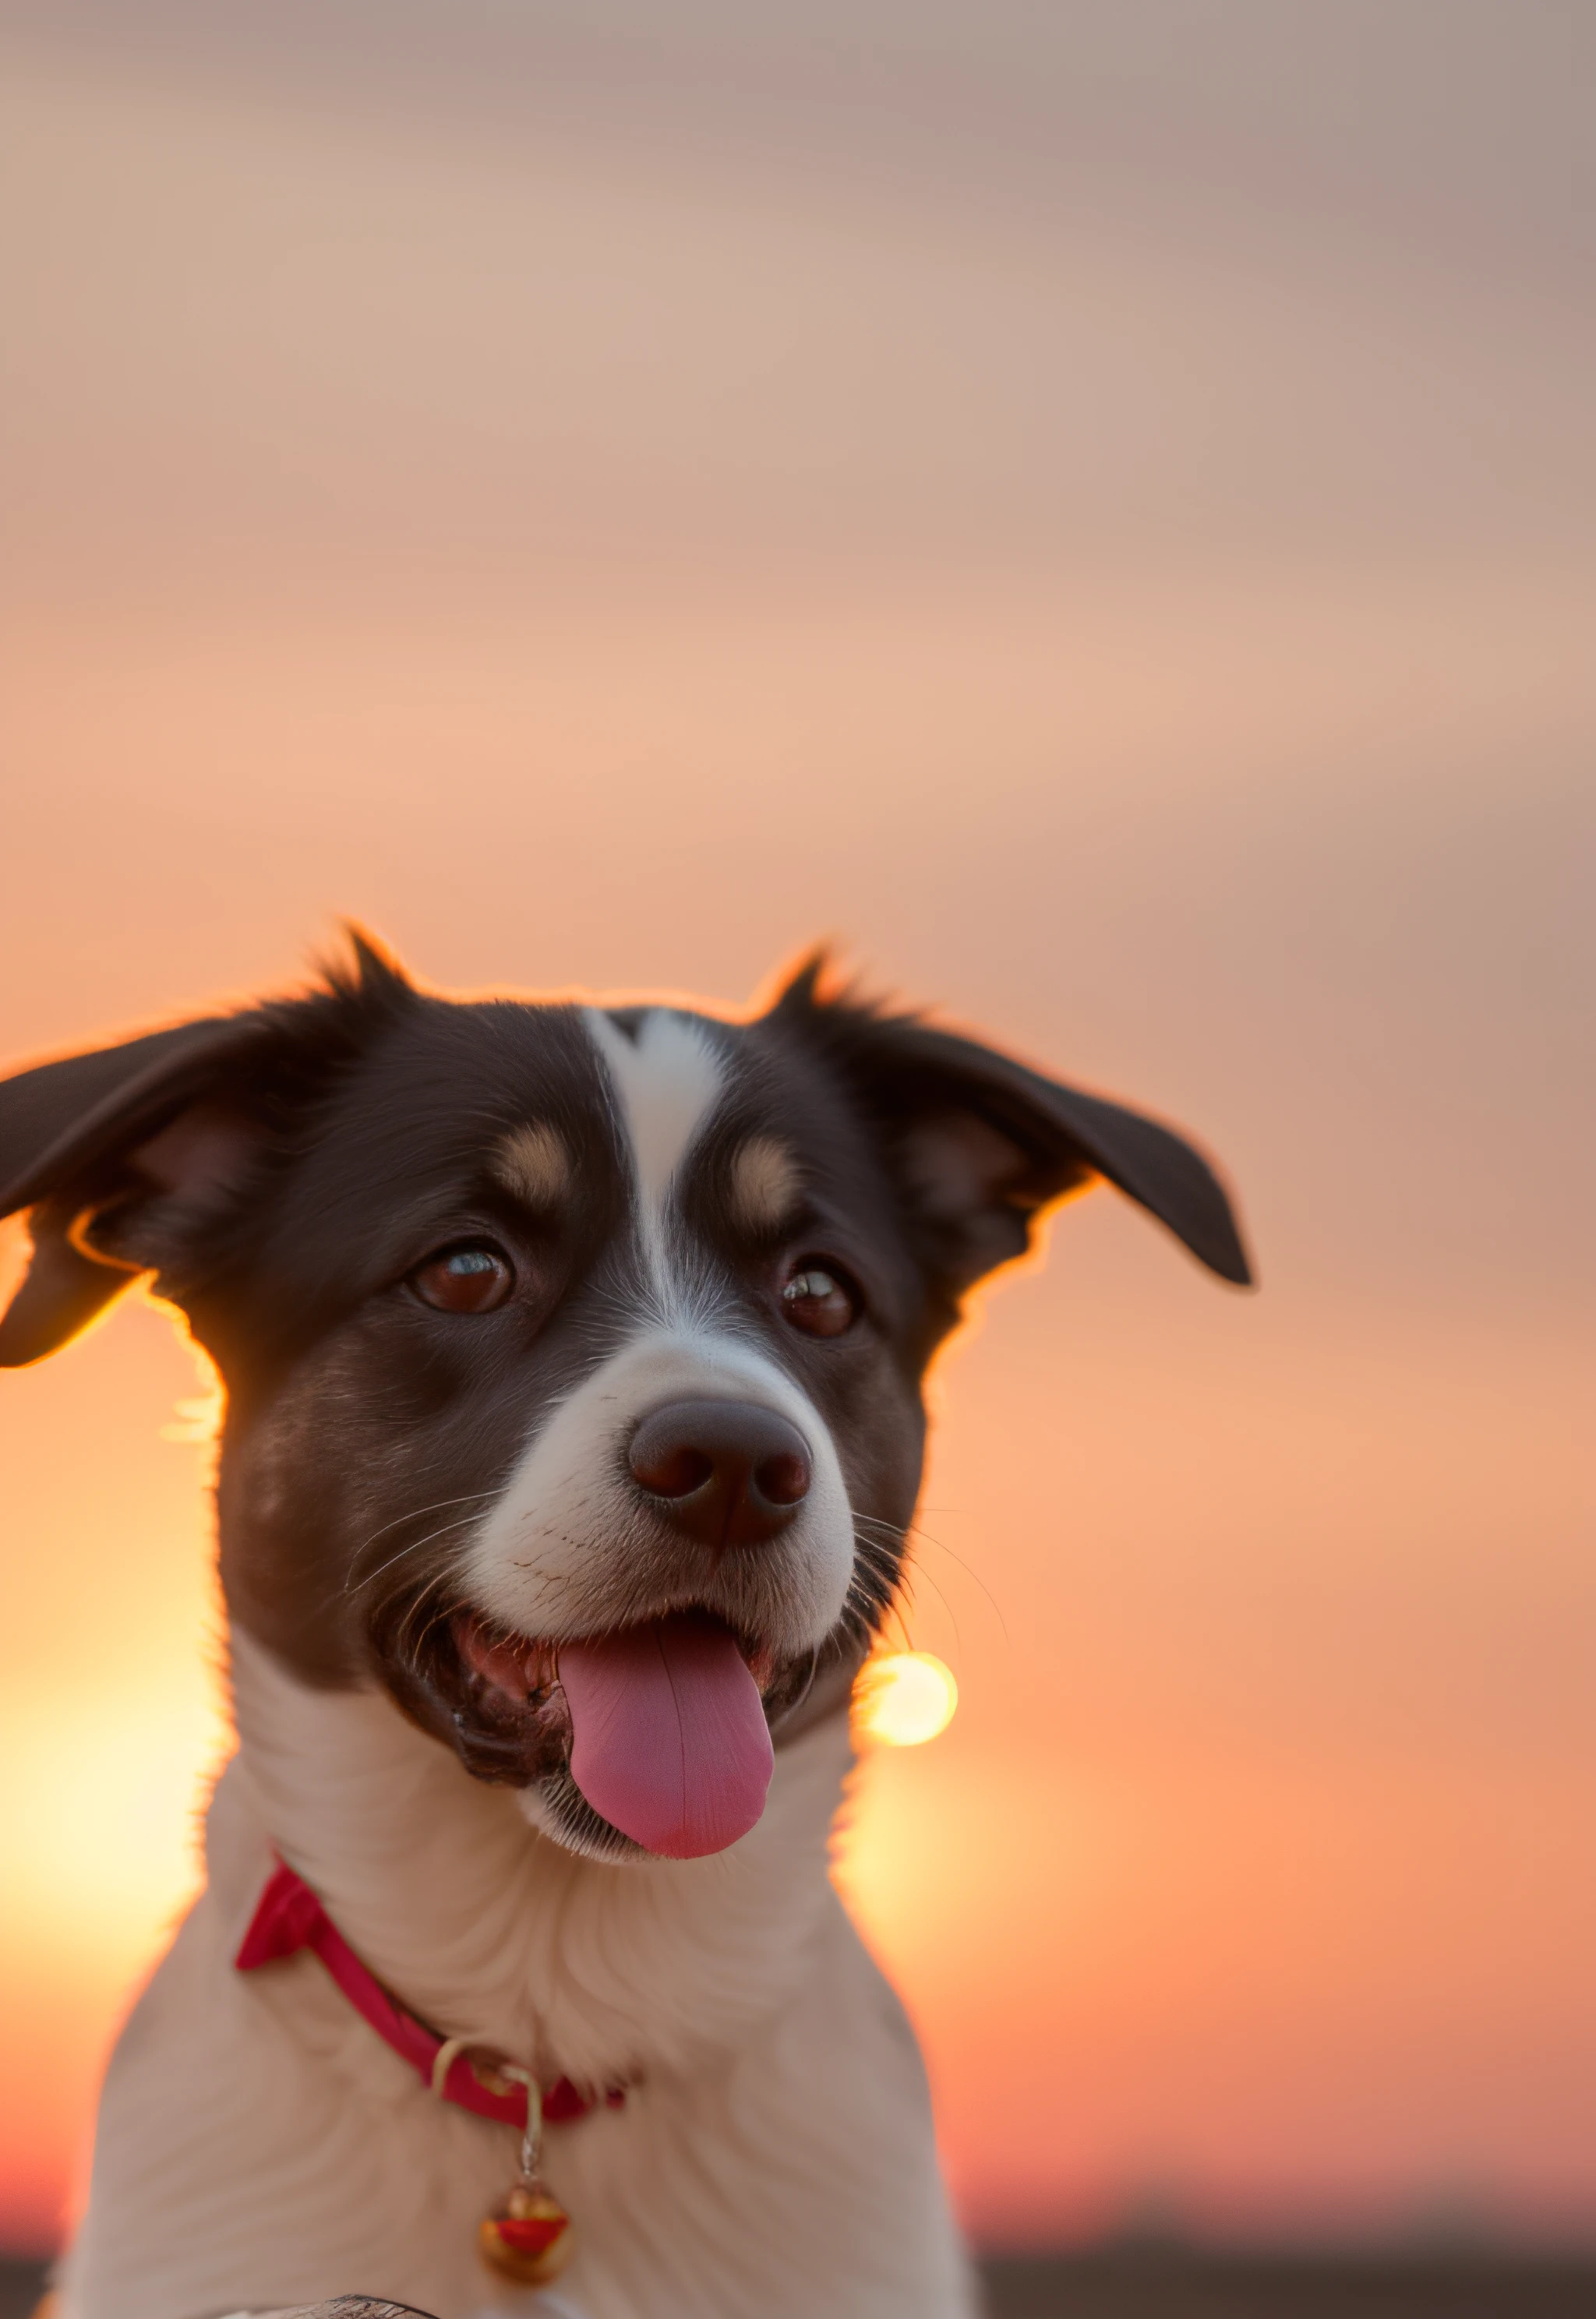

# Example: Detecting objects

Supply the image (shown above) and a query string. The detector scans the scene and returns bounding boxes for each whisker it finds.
[349,1491,499,1562]
[841,1524,905,1649]
[848,1520,968,1660]
[899,1555,962,1654]
[390,1569,460,1668]
[853,1508,1010,1648]
[346,1512,486,1598]
[900,1523,1009,1647]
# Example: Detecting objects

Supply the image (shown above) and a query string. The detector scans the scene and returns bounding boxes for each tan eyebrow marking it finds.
[490,1123,570,1212]
[728,1136,801,1234]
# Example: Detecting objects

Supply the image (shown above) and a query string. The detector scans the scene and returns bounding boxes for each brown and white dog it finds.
[0,940,1248,2319]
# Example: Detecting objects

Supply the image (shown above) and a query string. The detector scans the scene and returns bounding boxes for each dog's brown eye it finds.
[780,1263,856,1338]
[411,1244,514,1314]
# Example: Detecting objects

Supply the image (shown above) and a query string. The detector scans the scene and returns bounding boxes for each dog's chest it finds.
[67,1696,974,2319]
[221,1632,848,2081]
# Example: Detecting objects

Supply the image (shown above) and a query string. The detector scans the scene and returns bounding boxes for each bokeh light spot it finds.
[854,1651,959,1748]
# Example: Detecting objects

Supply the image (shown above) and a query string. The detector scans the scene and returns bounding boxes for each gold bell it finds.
[478,2179,576,2286]
[475,2060,577,2288]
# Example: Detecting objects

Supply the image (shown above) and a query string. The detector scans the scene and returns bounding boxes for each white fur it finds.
[463,1326,854,1664]
[59,1632,973,2319]
[583,1009,722,1310]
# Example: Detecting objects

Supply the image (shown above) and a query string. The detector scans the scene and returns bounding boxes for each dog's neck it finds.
[219,1626,852,2091]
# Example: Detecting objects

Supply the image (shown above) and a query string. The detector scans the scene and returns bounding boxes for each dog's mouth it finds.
[387,1604,789,1860]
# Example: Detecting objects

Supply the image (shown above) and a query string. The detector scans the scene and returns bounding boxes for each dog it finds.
[0,938,1248,2319]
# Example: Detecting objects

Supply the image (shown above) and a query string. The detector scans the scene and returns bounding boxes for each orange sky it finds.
[2,3,1593,2258]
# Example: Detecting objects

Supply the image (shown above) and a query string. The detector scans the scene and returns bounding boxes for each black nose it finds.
[628,1399,813,1548]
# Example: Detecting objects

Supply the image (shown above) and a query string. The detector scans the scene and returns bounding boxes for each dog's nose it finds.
[628,1399,812,1548]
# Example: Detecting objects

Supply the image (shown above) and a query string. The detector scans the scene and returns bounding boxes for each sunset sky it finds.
[2,0,1593,2260]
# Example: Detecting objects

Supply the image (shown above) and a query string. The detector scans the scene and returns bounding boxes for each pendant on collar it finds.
[464,2045,577,2289]
[235,1860,626,2287]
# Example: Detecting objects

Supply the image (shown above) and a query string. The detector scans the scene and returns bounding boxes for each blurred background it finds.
[1,2,1593,2310]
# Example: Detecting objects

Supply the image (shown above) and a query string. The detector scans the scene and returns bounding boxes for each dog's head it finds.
[0,938,1249,1861]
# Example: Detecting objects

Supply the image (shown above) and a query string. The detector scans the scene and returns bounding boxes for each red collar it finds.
[235,1860,625,2130]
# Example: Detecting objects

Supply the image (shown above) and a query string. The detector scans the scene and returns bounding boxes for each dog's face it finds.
[204,993,937,1858]
[0,941,1248,1861]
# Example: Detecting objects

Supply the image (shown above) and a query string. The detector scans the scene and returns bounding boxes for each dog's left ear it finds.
[768,958,1252,1295]
[0,932,415,1365]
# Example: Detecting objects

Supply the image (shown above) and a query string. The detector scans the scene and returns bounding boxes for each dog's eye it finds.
[410,1244,515,1314]
[779,1263,857,1338]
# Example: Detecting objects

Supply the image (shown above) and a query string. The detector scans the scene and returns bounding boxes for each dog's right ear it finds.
[0,934,414,1367]
[766,951,1252,1303]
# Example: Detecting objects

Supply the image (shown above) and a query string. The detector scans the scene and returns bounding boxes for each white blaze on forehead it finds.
[584,1008,726,1285]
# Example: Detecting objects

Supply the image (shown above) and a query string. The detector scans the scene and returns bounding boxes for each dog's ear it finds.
[0,931,415,1366]
[767,955,1252,1298]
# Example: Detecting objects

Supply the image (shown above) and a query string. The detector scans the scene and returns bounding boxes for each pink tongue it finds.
[558,1615,774,1858]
